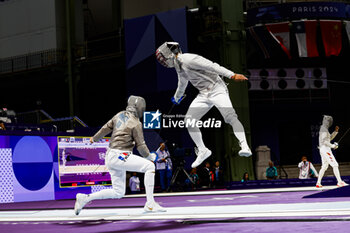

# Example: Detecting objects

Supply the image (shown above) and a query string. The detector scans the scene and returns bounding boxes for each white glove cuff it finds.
[146,153,157,162]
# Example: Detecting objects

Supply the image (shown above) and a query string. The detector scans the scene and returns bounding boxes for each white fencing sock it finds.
[317,166,327,184]
[187,127,206,150]
[86,189,122,202]
[333,166,342,183]
[230,120,249,149]
[144,170,155,203]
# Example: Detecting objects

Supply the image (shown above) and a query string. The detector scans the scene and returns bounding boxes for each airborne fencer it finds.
[74,96,165,215]
[156,42,252,168]
[316,115,348,188]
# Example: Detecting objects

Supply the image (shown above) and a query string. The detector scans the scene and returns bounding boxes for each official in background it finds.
[298,156,318,179]
[156,142,173,192]
[129,172,141,194]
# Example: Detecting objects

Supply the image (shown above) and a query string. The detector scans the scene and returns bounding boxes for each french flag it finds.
[292,20,318,58]
[266,22,291,59]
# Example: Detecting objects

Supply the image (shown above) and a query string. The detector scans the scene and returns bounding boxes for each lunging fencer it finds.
[316,115,348,188]
[74,96,165,215]
[155,42,252,168]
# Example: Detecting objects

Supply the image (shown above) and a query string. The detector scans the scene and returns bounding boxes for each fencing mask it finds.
[155,42,182,68]
[322,115,333,129]
[127,95,146,118]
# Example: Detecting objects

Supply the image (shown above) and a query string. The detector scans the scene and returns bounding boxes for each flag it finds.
[319,20,342,57]
[247,25,271,59]
[266,22,291,59]
[292,20,319,57]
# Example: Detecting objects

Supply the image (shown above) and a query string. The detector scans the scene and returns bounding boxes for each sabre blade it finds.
[338,127,350,144]
[158,94,187,136]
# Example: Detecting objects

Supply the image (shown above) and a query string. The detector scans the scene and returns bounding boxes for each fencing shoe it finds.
[144,201,166,212]
[191,148,212,168]
[337,181,349,187]
[316,183,323,188]
[74,193,89,215]
[238,147,252,157]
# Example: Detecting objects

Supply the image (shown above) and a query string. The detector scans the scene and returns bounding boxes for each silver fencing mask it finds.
[155,42,182,68]
[127,95,146,118]
[322,115,333,129]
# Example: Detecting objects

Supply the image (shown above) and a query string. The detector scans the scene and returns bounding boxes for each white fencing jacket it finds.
[173,53,235,101]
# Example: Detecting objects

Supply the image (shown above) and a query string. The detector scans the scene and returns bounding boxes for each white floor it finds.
[1,186,349,222]
[126,186,339,198]
[1,201,350,222]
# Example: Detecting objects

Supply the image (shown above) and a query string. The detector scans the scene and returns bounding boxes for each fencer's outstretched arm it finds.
[174,76,188,102]
[132,122,151,158]
[186,54,235,78]
[92,119,114,142]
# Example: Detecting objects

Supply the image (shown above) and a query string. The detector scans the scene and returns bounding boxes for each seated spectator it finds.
[0,122,5,130]
[241,172,249,182]
[266,161,278,180]
[298,156,318,179]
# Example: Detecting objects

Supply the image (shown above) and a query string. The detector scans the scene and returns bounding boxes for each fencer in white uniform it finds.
[74,96,165,215]
[156,42,252,168]
[316,115,348,188]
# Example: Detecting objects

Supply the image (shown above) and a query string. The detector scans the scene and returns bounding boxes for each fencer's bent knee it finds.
[222,110,238,125]
[145,161,155,172]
